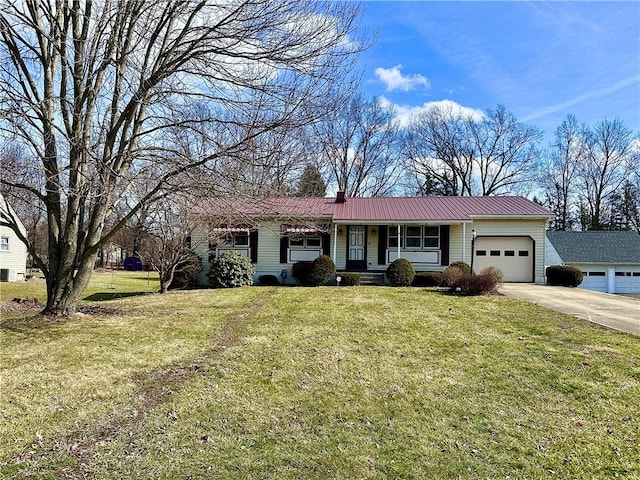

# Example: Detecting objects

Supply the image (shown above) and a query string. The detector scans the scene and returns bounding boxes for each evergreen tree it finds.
[295,164,327,197]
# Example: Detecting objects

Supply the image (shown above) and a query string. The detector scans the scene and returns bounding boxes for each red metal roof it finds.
[193,196,550,222]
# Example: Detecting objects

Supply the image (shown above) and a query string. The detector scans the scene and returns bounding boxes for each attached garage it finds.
[473,236,534,282]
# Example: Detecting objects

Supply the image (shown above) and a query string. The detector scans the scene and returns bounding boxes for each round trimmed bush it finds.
[292,256,336,286]
[309,255,336,286]
[386,258,415,286]
[449,261,472,275]
[208,250,255,288]
[546,265,583,287]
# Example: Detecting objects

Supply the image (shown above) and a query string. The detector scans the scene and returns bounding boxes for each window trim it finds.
[0,236,9,251]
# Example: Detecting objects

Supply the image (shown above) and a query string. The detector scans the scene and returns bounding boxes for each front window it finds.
[283,224,326,262]
[209,226,252,260]
[0,236,8,251]
[387,226,440,249]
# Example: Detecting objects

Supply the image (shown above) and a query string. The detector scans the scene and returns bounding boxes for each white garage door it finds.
[474,237,533,282]
[580,271,607,292]
[614,270,640,294]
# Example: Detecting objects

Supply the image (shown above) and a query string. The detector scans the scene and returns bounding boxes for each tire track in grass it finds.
[50,288,277,479]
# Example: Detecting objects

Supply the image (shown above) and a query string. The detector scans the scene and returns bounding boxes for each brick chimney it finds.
[335,191,346,203]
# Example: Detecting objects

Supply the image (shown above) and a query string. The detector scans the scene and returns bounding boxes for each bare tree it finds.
[137,196,201,294]
[311,94,404,197]
[579,118,634,230]
[0,0,364,315]
[539,115,588,230]
[405,104,541,196]
[405,103,475,196]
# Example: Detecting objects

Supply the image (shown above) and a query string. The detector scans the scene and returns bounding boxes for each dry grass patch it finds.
[1,285,639,479]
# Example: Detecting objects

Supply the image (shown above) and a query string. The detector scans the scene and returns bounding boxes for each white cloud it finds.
[374,65,430,92]
[378,97,484,128]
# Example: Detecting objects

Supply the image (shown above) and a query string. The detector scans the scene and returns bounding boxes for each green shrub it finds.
[208,251,255,288]
[292,256,336,286]
[258,274,280,286]
[292,262,314,286]
[386,258,415,287]
[169,254,202,290]
[338,273,360,286]
[412,271,442,287]
[309,255,336,286]
[546,265,583,287]
[449,261,472,275]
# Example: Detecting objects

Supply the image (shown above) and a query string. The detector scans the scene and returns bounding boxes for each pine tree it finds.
[295,164,327,197]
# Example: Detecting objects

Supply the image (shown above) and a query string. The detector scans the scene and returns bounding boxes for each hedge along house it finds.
[190,194,552,285]
[546,230,640,294]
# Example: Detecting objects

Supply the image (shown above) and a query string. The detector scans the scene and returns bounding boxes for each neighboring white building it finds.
[546,230,640,294]
[191,195,552,285]
[0,194,29,282]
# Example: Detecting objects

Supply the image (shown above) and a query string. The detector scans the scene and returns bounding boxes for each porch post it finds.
[462,223,466,263]
[397,224,401,259]
[333,223,338,265]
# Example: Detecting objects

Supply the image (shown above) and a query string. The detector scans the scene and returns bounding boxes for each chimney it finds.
[335,191,346,203]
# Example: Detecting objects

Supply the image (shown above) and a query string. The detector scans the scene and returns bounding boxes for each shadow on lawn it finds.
[83,291,153,302]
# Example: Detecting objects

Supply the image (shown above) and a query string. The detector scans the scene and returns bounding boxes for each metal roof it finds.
[331,196,550,222]
[193,195,551,222]
[546,230,640,264]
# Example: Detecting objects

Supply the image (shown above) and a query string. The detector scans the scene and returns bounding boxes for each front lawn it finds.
[1,277,638,478]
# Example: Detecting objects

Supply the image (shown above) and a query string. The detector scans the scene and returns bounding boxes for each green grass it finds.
[1,276,639,479]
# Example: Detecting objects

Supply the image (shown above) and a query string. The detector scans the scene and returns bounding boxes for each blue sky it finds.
[355,1,640,141]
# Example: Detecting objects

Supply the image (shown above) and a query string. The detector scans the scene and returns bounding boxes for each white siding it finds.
[195,221,335,285]
[468,219,547,283]
[0,224,28,281]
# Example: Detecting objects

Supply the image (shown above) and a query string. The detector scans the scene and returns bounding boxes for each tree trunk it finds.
[42,252,98,316]
[159,268,175,294]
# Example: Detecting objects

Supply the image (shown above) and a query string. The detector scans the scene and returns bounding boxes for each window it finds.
[504,250,515,257]
[406,226,421,248]
[387,226,440,249]
[518,250,529,257]
[388,226,403,248]
[210,226,252,261]
[217,231,248,247]
[587,271,605,277]
[0,236,8,251]
[476,250,487,256]
[289,236,321,248]
[423,226,440,248]
[615,272,630,277]
[490,250,500,256]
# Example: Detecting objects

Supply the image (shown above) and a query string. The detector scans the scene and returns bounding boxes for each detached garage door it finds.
[614,270,640,294]
[474,236,533,282]
[580,270,607,292]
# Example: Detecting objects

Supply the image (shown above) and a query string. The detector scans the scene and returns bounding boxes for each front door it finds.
[346,226,367,271]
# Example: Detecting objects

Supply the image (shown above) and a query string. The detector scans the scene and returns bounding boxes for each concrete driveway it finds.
[499,283,640,336]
